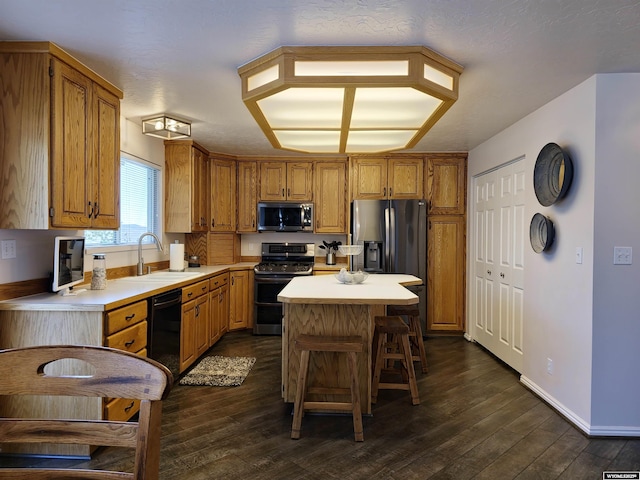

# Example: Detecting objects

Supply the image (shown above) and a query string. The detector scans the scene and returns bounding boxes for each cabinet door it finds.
[219,282,229,336]
[229,270,249,330]
[286,162,313,201]
[237,161,257,232]
[91,83,120,229]
[388,157,424,199]
[427,215,466,333]
[195,294,209,357]
[314,161,347,233]
[351,157,387,199]
[193,148,209,232]
[180,300,197,372]
[427,154,467,215]
[50,58,93,228]
[165,142,194,233]
[259,162,286,200]
[210,158,237,232]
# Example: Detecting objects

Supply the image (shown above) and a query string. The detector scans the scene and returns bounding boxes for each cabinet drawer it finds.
[105,321,147,353]
[182,280,209,302]
[105,300,147,335]
[104,397,140,421]
[209,273,229,290]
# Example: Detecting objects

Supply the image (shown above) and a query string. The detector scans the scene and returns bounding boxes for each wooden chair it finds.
[0,345,173,480]
[291,334,364,442]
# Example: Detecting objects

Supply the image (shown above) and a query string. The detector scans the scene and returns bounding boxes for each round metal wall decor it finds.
[534,142,574,206]
[530,213,555,253]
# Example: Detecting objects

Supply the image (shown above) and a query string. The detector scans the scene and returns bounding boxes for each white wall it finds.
[468,76,597,431]
[469,74,640,435]
[591,74,640,432]
[0,117,175,285]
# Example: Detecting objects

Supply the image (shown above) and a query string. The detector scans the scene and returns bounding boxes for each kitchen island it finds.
[278,273,420,414]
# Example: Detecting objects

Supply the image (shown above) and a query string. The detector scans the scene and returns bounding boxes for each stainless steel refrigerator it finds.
[351,199,427,330]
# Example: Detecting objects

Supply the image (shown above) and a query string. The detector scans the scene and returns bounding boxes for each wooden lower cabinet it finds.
[229,269,254,330]
[427,215,466,333]
[180,280,210,373]
[209,273,229,346]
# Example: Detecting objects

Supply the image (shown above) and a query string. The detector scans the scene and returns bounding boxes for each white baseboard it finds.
[520,375,640,437]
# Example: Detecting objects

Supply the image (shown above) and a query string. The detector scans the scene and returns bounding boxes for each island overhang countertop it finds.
[278,274,421,305]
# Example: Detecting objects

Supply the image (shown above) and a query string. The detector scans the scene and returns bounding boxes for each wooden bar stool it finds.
[371,316,420,405]
[291,334,364,442]
[387,304,429,373]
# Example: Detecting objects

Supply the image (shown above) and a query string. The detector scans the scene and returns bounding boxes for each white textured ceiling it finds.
[2,0,640,156]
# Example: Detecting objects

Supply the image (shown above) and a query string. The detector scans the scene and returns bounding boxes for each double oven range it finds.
[253,242,314,335]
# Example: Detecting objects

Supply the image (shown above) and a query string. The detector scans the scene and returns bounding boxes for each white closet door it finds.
[471,159,525,372]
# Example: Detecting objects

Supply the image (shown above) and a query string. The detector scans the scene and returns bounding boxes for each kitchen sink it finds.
[118,271,204,283]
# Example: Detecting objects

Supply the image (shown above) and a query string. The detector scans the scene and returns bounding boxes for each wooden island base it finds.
[282,303,383,415]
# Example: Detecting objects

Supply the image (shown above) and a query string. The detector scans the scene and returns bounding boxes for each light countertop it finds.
[278,273,421,305]
[0,263,257,312]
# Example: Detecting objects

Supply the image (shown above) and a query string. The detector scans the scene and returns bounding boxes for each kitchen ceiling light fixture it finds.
[142,115,191,139]
[238,46,463,154]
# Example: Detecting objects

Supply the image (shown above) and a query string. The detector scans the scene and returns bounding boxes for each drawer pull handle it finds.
[188,292,193,298]
[124,339,135,348]
[124,401,135,413]
[125,313,136,320]
[202,286,207,292]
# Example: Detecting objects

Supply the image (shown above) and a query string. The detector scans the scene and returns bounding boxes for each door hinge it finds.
[49,207,55,217]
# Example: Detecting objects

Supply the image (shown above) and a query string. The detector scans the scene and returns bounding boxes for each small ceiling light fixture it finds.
[238,46,463,154]
[142,115,191,139]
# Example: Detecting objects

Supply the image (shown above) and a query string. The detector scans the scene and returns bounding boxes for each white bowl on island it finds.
[334,268,369,285]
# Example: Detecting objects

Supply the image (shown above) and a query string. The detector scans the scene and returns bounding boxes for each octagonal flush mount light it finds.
[142,115,191,140]
[238,46,463,154]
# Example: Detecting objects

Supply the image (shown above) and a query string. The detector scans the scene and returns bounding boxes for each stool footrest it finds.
[303,401,356,412]
[307,387,352,396]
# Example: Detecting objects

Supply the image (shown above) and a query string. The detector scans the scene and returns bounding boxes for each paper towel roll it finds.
[169,243,185,271]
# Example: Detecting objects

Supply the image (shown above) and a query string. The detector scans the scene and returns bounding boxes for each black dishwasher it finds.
[148,288,182,377]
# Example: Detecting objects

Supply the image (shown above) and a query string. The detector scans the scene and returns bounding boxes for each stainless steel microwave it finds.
[257,202,314,232]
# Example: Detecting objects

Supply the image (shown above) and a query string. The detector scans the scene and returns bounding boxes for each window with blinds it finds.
[85,153,160,246]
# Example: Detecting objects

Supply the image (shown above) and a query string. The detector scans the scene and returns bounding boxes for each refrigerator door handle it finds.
[389,206,396,271]
[384,206,390,271]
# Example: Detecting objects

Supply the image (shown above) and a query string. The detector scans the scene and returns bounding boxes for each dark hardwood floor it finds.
[4,332,640,479]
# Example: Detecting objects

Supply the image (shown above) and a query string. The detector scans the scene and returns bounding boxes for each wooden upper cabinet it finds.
[237,161,257,232]
[259,161,312,201]
[210,157,236,232]
[90,84,120,229]
[350,157,387,199]
[314,161,347,233]
[0,43,122,230]
[286,162,313,201]
[388,158,424,199]
[164,141,209,233]
[426,154,467,215]
[351,156,423,200]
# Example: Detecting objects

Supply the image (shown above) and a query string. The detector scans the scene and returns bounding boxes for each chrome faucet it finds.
[137,232,164,276]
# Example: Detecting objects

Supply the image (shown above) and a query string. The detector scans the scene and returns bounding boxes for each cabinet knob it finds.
[125,313,136,321]
[487,270,492,275]
[124,401,135,413]
[124,339,135,348]
[282,188,285,197]
[383,187,386,197]
[211,218,215,227]
[93,202,100,219]
[88,201,94,219]
[500,272,505,278]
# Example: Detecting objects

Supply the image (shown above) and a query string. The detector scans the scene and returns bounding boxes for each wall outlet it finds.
[546,357,554,375]
[613,246,632,265]
[1,240,17,259]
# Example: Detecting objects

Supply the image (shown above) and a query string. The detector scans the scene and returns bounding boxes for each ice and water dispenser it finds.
[363,240,383,272]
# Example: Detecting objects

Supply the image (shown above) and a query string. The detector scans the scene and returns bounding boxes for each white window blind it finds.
[85,154,160,246]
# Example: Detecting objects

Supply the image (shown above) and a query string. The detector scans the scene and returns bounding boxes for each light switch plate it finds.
[613,246,632,265]
[1,239,16,259]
